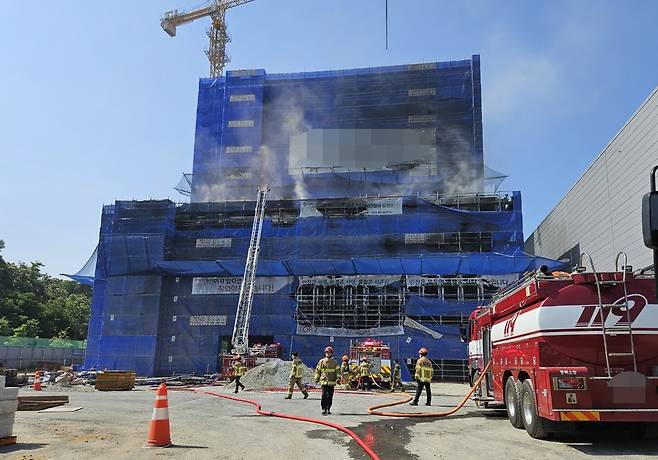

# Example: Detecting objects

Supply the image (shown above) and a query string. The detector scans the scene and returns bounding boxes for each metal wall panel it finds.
[526,87,658,271]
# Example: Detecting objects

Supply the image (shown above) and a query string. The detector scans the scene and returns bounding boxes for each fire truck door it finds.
[482,326,493,396]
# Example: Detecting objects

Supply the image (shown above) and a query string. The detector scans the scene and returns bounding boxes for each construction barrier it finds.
[146,383,172,447]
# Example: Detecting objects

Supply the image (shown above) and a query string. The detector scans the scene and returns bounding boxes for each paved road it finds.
[3,383,657,459]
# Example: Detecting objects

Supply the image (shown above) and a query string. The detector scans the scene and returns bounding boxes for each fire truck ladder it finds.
[231,187,268,355]
[580,252,637,378]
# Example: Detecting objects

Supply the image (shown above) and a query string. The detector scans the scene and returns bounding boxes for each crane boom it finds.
[161,0,255,77]
[231,187,268,355]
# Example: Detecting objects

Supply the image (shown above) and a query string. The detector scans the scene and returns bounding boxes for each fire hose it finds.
[190,388,381,460]
[367,360,493,417]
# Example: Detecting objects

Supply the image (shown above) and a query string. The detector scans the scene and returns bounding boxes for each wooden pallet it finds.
[0,436,17,447]
[95,371,136,391]
[17,395,69,411]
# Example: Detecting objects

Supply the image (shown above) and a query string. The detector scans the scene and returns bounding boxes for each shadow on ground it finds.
[0,442,49,454]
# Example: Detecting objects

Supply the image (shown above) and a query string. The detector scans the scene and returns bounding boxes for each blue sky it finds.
[1,0,656,277]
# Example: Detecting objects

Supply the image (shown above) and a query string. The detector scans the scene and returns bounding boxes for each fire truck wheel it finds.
[504,377,524,429]
[520,379,550,439]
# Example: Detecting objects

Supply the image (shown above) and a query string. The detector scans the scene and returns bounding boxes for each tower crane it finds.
[161,0,255,78]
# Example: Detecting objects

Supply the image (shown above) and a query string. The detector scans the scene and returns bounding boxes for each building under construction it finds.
[81,56,557,380]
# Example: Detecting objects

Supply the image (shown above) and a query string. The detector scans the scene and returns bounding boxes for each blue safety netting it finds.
[77,56,566,378]
[62,244,98,286]
[79,191,566,377]
[191,57,484,201]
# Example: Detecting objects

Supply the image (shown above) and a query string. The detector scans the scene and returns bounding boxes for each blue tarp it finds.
[153,252,563,277]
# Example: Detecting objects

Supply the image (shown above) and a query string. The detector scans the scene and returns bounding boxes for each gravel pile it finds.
[222,359,317,391]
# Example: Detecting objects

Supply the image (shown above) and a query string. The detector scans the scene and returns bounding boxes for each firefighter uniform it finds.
[390,361,403,392]
[286,355,309,399]
[315,347,339,415]
[340,359,350,387]
[411,349,433,405]
[359,359,373,391]
[232,359,247,393]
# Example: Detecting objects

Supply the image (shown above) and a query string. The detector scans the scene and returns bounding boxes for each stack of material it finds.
[95,371,136,391]
[0,375,19,445]
[17,395,69,411]
[226,359,317,391]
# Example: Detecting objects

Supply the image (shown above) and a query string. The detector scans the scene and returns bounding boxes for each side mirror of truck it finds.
[641,165,658,303]
[642,165,658,249]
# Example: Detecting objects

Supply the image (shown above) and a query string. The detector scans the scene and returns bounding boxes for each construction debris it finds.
[39,406,82,413]
[95,371,136,391]
[224,359,316,391]
[17,395,69,411]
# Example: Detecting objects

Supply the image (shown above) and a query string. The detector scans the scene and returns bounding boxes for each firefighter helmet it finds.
[418,347,428,355]
[342,355,349,361]
[324,346,334,354]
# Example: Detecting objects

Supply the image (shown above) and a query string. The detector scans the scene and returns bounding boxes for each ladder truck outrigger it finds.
[466,252,658,438]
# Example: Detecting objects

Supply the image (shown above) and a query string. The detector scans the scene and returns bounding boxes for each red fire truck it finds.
[466,253,658,438]
[349,339,392,387]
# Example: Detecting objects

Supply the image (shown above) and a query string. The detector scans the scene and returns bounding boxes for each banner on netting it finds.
[195,238,232,248]
[298,275,401,287]
[296,324,404,337]
[299,197,403,218]
[406,274,518,287]
[189,315,227,326]
[192,276,293,295]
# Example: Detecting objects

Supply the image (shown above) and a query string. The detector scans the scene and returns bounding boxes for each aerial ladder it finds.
[161,0,255,77]
[231,187,268,355]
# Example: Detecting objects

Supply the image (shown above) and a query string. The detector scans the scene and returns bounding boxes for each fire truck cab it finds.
[467,253,658,438]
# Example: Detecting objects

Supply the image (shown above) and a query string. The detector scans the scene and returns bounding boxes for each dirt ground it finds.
[2,382,657,460]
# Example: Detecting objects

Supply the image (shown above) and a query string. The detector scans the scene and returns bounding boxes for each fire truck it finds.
[466,253,658,438]
[349,339,392,387]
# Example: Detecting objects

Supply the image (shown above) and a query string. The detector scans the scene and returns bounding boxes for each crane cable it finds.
[367,360,493,417]
[190,388,381,460]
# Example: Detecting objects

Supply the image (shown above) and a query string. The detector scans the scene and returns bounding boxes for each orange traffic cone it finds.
[34,369,42,391]
[146,383,172,447]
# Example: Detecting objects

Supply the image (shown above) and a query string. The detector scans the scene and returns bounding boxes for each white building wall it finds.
[527,87,658,271]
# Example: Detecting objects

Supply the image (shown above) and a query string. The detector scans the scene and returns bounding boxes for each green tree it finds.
[12,318,40,337]
[0,317,11,336]
[0,239,91,340]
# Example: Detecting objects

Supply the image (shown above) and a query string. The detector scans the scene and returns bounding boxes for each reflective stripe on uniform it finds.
[316,358,338,385]
[415,358,433,382]
[292,361,304,379]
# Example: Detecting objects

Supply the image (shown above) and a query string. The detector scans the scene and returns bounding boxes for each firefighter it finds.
[340,355,350,387]
[359,357,373,391]
[232,356,247,393]
[349,362,360,390]
[390,359,404,392]
[410,348,433,406]
[315,346,339,415]
[285,352,309,399]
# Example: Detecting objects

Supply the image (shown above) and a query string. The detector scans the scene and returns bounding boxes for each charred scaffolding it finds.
[295,275,506,331]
